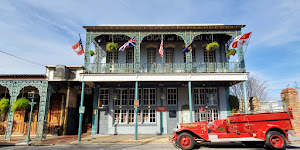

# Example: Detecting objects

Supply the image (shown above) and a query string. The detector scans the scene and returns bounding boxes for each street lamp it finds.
[24,91,37,143]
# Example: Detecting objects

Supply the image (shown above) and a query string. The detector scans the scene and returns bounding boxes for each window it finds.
[165,48,174,63]
[206,88,218,105]
[194,88,206,105]
[126,48,134,63]
[99,89,109,107]
[114,109,154,124]
[143,88,156,106]
[115,89,128,106]
[194,88,218,106]
[167,88,177,106]
[114,109,127,124]
[129,88,142,106]
[107,51,118,63]
[184,48,195,63]
[195,108,219,123]
[128,109,135,123]
[195,109,206,122]
[143,109,156,123]
[204,50,215,62]
[147,48,156,63]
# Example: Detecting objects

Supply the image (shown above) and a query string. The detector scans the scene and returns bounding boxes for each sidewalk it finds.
[70,135,171,145]
[0,134,171,146]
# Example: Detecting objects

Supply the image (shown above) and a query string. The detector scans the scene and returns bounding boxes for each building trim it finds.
[80,73,248,82]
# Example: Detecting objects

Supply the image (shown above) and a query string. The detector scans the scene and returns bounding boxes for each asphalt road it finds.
[1,143,300,150]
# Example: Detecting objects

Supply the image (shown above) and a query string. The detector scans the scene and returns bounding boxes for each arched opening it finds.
[93,34,133,73]
[140,34,185,73]
[12,86,39,135]
[0,85,10,134]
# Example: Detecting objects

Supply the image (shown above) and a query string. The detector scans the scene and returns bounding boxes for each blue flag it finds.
[182,41,194,53]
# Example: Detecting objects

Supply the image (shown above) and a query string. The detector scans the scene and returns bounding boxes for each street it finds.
[1,143,300,150]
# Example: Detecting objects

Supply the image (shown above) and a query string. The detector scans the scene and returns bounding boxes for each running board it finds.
[209,137,264,142]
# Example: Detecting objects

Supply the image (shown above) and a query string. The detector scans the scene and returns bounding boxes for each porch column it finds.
[91,86,99,135]
[4,82,17,141]
[78,82,85,141]
[135,81,138,140]
[188,81,193,122]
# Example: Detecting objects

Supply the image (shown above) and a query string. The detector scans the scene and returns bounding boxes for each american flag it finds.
[119,37,136,51]
[158,35,164,57]
[71,38,84,55]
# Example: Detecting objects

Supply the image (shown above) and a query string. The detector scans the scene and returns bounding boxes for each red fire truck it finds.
[171,108,294,150]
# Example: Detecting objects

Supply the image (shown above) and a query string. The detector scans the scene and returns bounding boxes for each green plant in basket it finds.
[12,97,30,112]
[0,98,10,114]
[206,42,219,51]
[106,42,118,52]
[226,49,237,57]
[90,50,95,56]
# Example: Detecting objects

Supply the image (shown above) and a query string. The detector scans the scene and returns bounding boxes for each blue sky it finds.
[0,0,299,100]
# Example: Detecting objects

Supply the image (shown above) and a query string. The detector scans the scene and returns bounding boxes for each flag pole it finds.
[243,32,252,56]
[79,33,81,39]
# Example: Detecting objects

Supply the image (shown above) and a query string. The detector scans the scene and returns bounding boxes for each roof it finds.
[83,24,246,31]
[0,74,46,80]
[45,65,83,68]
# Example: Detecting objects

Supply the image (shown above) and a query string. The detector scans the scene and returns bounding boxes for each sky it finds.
[0,0,299,100]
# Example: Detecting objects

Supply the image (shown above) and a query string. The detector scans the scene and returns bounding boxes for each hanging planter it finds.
[226,49,237,57]
[0,98,10,114]
[12,97,30,113]
[90,50,95,56]
[106,42,118,52]
[206,42,219,51]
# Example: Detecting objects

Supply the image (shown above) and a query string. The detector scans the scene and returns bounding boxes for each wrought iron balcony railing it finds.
[85,62,245,74]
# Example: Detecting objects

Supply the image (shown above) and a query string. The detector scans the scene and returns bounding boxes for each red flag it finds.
[71,39,84,55]
[158,35,164,57]
[231,32,252,49]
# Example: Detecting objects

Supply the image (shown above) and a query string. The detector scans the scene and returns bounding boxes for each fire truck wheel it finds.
[265,131,286,150]
[177,132,195,150]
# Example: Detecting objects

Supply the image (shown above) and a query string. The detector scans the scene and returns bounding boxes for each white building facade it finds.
[80,24,248,135]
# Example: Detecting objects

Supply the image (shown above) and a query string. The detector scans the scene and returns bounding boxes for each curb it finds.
[71,140,171,145]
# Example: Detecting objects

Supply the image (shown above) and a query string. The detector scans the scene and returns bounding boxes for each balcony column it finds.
[84,33,92,69]
[134,32,141,73]
[184,32,193,73]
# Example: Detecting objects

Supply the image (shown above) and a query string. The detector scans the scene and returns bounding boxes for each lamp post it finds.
[24,91,36,143]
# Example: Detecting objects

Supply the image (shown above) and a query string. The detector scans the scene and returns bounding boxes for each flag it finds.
[231,32,252,48]
[71,38,84,55]
[183,41,194,53]
[119,37,136,51]
[158,35,164,57]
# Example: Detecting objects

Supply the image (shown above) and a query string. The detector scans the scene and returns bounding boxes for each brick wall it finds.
[281,88,300,137]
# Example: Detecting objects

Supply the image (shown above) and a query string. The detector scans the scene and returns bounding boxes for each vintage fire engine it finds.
[171,108,294,150]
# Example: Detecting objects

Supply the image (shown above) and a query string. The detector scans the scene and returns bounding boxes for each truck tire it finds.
[265,131,286,150]
[176,132,195,150]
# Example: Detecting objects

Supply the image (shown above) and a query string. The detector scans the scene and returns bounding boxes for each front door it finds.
[181,105,190,123]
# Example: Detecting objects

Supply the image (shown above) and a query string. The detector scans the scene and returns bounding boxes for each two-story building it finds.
[80,24,248,135]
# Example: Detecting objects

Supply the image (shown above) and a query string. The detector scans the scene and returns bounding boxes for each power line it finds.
[0,50,44,67]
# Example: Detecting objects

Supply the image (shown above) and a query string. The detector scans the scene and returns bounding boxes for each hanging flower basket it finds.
[12,97,30,113]
[106,42,118,52]
[90,50,95,56]
[226,49,237,57]
[0,98,10,114]
[206,42,219,51]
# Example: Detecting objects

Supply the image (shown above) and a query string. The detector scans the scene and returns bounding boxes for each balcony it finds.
[85,62,245,74]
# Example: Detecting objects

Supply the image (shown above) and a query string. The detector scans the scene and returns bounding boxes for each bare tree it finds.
[230,75,271,102]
